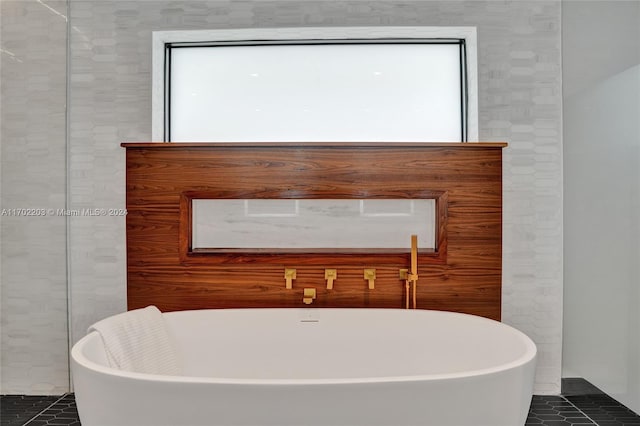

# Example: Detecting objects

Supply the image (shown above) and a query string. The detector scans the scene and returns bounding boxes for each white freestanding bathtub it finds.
[71,308,536,426]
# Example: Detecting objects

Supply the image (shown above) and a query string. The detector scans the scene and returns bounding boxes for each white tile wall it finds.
[2,0,563,395]
[1,0,69,394]
[562,3,640,411]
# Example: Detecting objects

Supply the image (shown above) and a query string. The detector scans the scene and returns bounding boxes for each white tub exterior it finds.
[71,308,537,426]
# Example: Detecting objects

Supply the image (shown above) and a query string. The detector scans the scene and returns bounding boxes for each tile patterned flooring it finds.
[1,394,79,426]
[526,394,640,425]
[2,380,639,426]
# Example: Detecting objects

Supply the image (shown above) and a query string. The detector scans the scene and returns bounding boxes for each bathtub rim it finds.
[71,308,537,386]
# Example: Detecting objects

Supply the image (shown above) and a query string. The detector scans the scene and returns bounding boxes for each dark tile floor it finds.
[0,394,79,426]
[2,379,639,426]
[565,394,640,426]
[0,395,59,426]
[526,395,598,425]
[525,379,640,426]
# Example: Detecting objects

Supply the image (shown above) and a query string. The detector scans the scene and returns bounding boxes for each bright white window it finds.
[153,28,478,142]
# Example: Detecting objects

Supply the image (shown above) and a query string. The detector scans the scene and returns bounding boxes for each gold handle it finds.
[411,235,418,277]
[364,269,376,290]
[325,269,337,290]
[399,268,409,309]
[410,235,418,309]
[284,268,296,289]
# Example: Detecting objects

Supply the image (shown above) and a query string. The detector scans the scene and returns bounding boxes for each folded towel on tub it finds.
[88,305,181,375]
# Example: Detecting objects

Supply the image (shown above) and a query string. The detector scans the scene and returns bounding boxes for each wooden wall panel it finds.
[123,142,506,320]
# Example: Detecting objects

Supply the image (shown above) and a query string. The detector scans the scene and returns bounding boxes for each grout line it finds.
[64,0,73,394]
[22,393,70,425]
[562,396,600,426]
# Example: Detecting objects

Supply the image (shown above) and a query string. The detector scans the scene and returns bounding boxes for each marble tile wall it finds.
[1,0,69,394]
[2,0,563,394]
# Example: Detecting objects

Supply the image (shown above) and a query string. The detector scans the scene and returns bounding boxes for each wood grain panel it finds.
[124,143,506,320]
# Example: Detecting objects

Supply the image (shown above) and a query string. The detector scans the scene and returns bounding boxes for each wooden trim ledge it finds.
[121,142,508,149]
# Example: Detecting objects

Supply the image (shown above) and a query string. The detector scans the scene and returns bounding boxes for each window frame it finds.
[152,27,478,142]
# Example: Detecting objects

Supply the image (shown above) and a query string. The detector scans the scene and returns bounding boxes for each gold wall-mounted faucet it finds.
[364,269,376,289]
[303,288,316,304]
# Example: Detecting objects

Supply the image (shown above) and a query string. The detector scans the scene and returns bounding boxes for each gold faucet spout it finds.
[303,288,316,304]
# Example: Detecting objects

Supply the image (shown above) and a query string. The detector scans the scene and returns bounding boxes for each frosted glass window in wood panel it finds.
[192,199,436,250]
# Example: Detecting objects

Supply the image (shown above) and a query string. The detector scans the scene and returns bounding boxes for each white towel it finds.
[88,305,181,375]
